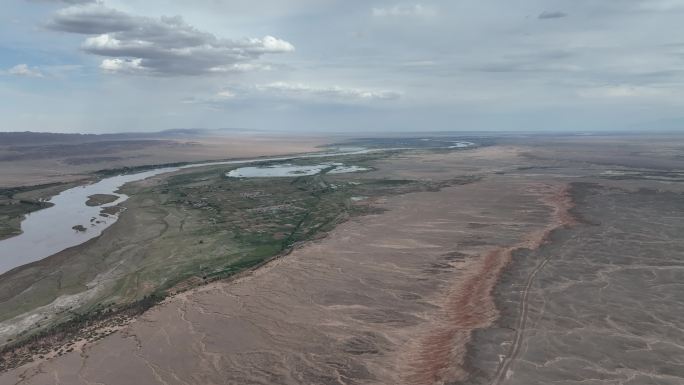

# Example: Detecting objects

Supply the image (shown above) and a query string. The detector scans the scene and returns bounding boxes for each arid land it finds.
[1,133,684,384]
[0,131,328,187]
[0,131,329,240]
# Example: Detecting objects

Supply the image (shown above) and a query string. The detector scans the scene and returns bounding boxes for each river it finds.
[0,148,381,275]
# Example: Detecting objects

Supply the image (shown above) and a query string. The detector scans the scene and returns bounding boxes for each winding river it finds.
[0,142,476,276]
[0,148,380,275]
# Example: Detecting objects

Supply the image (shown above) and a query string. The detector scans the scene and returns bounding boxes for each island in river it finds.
[85,194,119,207]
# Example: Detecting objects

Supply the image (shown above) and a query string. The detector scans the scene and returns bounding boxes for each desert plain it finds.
[0,132,683,385]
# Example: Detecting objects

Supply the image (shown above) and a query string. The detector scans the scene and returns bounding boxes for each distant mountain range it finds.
[0,128,264,146]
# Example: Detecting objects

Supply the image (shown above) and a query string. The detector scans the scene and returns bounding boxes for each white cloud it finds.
[636,0,684,11]
[246,35,295,53]
[254,82,401,101]
[48,4,295,76]
[209,63,273,73]
[100,58,146,74]
[216,90,236,98]
[372,3,436,17]
[6,64,44,77]
[185,82,401,108]
[577,85,666,99]
[26,0,96,4]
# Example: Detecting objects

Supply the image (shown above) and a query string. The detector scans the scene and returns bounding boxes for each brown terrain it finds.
[0,132,328,187]
[2,134,684,384]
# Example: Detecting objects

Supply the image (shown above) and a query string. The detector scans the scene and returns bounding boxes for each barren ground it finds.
[2,134,684,384]
[0,175,559,385]
[0,135,328,187]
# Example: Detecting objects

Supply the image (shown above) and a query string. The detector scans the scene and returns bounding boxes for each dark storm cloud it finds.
[47,4,294,76]
[538,11,567,19]
[48,5,137,33]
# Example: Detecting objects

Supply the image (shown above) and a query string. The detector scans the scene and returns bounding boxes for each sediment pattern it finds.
[403,184,575,385]
[0,177,555,385]
[6,138,684,385]
[463,183,684,385]
[498,186,684,385]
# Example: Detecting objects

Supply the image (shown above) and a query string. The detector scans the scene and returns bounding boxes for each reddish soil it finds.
[402,184,576,384]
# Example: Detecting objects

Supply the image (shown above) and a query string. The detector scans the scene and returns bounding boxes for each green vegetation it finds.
[85,194,119,206]
[132,154,475,292]
[0,150,478,363]
[147,164,398,287]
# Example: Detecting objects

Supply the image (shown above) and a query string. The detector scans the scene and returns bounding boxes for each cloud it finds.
[209,63,274,73]
[48,4,295,76]
[100,58,145,74]
[27,0,96,4]
[473,50,578,73]
[216,90,236,98]
[254,82,401,101]
[372,4,436,18]
[13,0,684,133]
[5,64,44,77]
[538,11,567,20]
[636,0,684,12]
[48,5,138,33]
[577,85,666,99]
[185,82,401,108]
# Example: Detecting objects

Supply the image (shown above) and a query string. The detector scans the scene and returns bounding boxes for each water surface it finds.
[0,148,377,275]
[0,142,474,275]
[226,162,369,178]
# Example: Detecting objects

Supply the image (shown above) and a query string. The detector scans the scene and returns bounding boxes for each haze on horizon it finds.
[2,0,684,134]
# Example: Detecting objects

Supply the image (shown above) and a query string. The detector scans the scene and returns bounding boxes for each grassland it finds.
[84,194,119,206]
[116,151,471,293]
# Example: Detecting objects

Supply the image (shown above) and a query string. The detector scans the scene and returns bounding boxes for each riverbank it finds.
[4,134,684,384]
[0,134,329,188]
[0,147,476,355]
[0,146,398,276]
[0,182,84,241]
[0,148,554,384]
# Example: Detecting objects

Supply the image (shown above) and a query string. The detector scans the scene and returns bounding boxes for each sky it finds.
[2,0,684,133]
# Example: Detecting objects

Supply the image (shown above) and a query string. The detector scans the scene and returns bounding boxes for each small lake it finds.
[226,163,369,178]
[449,141,475,148]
